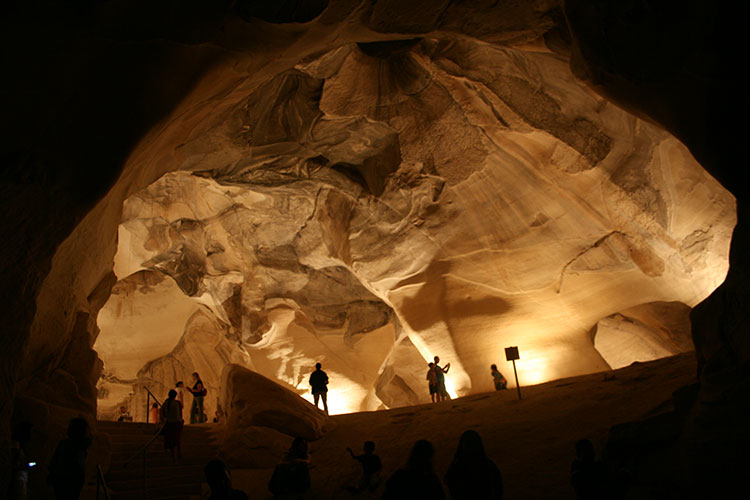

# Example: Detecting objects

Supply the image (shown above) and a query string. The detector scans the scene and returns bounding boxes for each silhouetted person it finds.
[116,405,132,422]
[381,440,445,500]
[8,420,33,500]
[433,356,450,401]
[48,417,92,500]
[445,430,503,500]
[205,459,249,500]
[309,362,329,415]
[347,440,382,492]
[150,402,160,424]
[187,372,206,423]
[161,389,184,464]
[175,380,185,407]
[571,439,607,500]
[490,364,507,391]
[269,437,311,497]
[426,363,438,402]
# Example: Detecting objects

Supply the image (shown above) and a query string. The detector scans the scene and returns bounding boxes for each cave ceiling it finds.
[91,28,734,416]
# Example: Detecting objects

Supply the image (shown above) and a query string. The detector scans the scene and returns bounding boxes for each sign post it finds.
[504,346,522,400]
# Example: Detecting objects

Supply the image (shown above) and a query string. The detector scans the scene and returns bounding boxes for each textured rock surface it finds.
[0,1,740,495]
[592,301,693,369]
[220,364,333,450]
[89,29,734,411]
[94,37,733,415]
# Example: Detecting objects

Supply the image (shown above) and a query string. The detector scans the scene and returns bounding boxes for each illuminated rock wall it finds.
[94,38,734,415]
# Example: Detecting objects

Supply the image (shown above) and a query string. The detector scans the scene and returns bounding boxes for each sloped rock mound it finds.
[221,363,333,441]
[216,363,336,467]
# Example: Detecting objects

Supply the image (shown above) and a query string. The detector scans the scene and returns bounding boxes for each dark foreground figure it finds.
[347,440,382,493]
[48,417,92,500]
[309,362,329,415]
[269,437,311,498]
[381,440,445,500]
[161,389,184,464]
[445,430,503,500]
[205,459,249,500]
[571,439,608,500]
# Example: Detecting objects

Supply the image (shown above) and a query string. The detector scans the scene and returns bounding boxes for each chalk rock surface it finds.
[94,34,734,416]
[593,302,693,370]
[221,363,333,440]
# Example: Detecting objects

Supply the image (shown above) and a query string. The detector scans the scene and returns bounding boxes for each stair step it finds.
[107,464,204,481]
[98,420,218,500]
[108,474,204,490]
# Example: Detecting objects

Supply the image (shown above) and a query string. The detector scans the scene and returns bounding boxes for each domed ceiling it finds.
[93,36,734,418]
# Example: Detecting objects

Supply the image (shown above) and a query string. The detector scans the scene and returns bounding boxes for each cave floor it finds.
[228,353,697,500]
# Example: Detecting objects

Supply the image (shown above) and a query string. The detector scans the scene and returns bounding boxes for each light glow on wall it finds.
[442,378,459,400]
[513,350,550,386]
[297,374,366,415]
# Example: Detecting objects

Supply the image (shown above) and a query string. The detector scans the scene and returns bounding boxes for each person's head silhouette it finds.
[575,439,595,462]
[315,362,322,370]
[364,440,376,454]
[205,459,232,493]
[289,437,309,459]
[168,389,177,399]
[453,429,487,465]
[407,440,435,474]
[67,417,91,448]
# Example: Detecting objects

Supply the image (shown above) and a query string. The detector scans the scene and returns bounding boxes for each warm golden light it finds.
[297,375,366,415]
[515,352,550,386]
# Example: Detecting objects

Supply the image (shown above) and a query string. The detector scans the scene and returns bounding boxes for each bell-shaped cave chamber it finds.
[92,37,736,421]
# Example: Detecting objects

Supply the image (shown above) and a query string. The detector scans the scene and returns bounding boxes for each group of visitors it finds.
[18,414,606,500]
[426,356,451,402]
[426,357,508,402]
[383,431,504,500]
[265,437,383,497]
[161,372,207,463]
[263,430,503,499]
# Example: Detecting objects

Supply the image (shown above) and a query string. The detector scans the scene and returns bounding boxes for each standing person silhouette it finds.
[186,372,206,424]
[445,430,504,499]
[8,421,32,500]
[161,389,184,464]
[268,437,311,497]
[382,439,445,500]
[433,356,450,402]
[426,363,438,403]
[346,440,382,492]
[48,417,92,500]
[571,439,607,500]
[309,362,329,415]
[175,381,185,408]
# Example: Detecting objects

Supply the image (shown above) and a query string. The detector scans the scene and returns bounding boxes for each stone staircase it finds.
[97,421,219,500]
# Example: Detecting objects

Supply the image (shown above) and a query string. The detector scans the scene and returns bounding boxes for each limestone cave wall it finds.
[0,0,742,496]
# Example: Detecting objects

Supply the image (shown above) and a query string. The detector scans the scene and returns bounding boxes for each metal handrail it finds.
[144,386,162,407]
[123,422,166,498]
[145,386,162,423]
[123,423,165,467]
[96,464,112,500]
